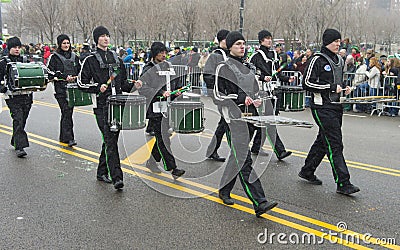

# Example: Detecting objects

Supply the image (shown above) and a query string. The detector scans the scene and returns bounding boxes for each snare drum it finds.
[8,62,48,91]
[277,86,305,111]
[108,95,146,131]
[169,101,204,133]
[67,83,92,107]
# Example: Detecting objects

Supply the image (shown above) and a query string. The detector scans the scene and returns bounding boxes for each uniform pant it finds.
[250,124,286,157]
[301,108,351,185]
[206,116,229,156]
[5,94,32,150]
[219,119,267,209]
[94,106,123,183]
[150,116,177,171]
[55,95,74,142]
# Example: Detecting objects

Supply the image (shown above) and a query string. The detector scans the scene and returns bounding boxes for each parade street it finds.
[0,87,399,249]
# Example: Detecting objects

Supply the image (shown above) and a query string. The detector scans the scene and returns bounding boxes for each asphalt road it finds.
[0,86,399,249]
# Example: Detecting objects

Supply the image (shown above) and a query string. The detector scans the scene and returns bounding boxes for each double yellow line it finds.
[0,124,398,249]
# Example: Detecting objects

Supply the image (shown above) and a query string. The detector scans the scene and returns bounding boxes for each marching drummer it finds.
[0,37,33,157]
[203,29,230,162]
[136,42,186,179]
[248,30,293,160]
[213,31,277,216]
[78,26,140,190]
[47,34,81,147]
[299,28,360,195]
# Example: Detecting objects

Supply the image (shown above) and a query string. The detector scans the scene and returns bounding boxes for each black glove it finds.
[0,85,7,93]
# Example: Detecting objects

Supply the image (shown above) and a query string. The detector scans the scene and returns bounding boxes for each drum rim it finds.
[108,94,146,103]
[170,101,203,106]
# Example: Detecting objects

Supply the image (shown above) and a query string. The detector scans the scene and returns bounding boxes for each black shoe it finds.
[145,160,162,173]
[336,183,360,195]
[114,180,124,190]
[255,201,278,218]
[146,131,155,136]
[298,171,322,185]
[251,149,269,156]
[15,149,27,158]
[97,174,112,184]
[277,151,292,160]
[68,140,77,147]
[218,193,234,205]
[208,152,225,162]
[171,168,185,179]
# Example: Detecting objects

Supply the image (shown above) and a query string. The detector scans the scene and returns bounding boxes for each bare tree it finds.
[24,0,64,44]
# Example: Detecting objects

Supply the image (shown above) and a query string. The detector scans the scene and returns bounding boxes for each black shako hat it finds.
[258,30,272,42]
[226,31,245,49]
[322,28,341,46]
[150,42,167,59]
[57,34,70,48]
[216,29,230,43]
[92,26,110,45]
[7,37,22,49]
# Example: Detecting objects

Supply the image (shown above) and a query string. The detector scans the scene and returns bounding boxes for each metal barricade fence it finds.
[124,62,145,80]
[381,75,400,116]
[187,66,202,88]
[281,70,302,86]
[172,65,188,87]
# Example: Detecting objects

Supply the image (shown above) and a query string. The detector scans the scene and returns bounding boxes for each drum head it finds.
[182,92,201,98]
[170,101,203,108]
[108,94,146,104]
[278,86,303,91]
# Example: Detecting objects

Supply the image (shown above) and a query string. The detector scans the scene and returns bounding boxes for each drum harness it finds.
[153,61,177,118]
[310,52,343,104]
[92,50,120,109]
[213,58,260,123]
[53,52,78,80]
[248,49,280,113]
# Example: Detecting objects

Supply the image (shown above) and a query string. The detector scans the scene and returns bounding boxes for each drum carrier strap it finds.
[213,58,259,121]
[93,50,120,96]
[313,52,344,102]
[249,49,279,80]
[54,52,77,76]
[213,49,228,62]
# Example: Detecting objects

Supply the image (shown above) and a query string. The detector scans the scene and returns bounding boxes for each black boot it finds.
[336,183,360,195]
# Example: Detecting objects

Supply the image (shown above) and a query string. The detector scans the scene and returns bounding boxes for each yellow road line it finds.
[0,129,98,162]
[124,168,372,250]
[123,137,155,164]
[33,100,93,115]
[0,124,99,157]
[0,128,397,249]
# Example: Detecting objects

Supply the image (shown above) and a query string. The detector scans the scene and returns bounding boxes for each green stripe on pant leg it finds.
[313,109,339,183]
[155,136,168,171]
[100,131,112,180]
[265,127,279,156]
[96,114,111,180]
[227,130,259,207]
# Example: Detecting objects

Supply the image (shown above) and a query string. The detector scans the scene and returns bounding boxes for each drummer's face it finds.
[154,51,166,63]
[229,40,245,58]
[61,39,70,51]
[97,34,110,49]
[261,37,272,48]
[9,46,20,56]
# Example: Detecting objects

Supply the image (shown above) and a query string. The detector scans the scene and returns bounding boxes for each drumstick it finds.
[98,69,120,94]
[271,62,288,78]
[156,84,191,99]
[106,68,120,86]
